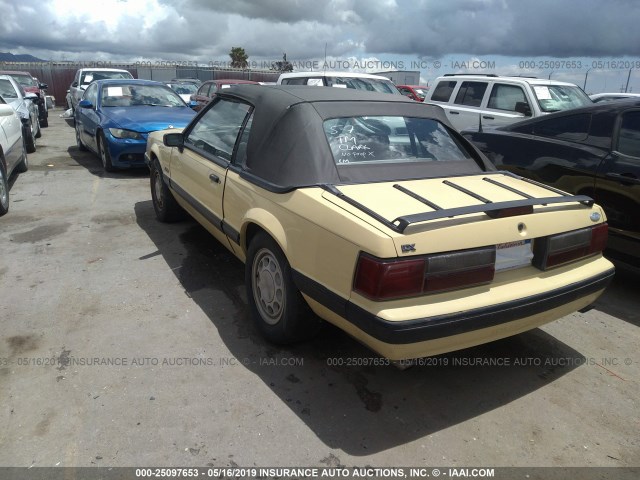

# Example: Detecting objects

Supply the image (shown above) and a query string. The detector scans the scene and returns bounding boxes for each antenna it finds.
[324,43,327,74]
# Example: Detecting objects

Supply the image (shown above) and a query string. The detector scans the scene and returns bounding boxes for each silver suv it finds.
[425,74,593,131]
[66,68,133,111]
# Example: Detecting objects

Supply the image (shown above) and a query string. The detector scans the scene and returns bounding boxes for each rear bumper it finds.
[293,266,615,356]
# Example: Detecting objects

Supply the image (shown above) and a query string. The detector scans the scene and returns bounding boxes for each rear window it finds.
[325,77,398,94]
[81,71,133,85]
[323,116,472,166]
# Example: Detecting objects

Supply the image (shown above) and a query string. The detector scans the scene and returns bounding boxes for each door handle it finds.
[482,115,495,120]
[450,111,460,115]
[209,173,220,184]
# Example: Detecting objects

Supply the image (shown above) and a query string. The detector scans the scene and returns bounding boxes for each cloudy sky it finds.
[1,0,640,92]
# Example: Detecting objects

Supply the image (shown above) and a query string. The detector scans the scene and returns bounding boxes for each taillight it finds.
[533,223,608,270]
[353,246,496,301]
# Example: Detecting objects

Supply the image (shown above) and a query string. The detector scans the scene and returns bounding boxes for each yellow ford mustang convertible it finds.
[145,85,615,360]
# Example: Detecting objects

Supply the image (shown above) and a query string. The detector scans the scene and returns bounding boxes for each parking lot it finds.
[0,110,638,469]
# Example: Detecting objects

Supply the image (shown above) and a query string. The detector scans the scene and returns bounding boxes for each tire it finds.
[150,159,185,222]
[245,232,321,344]
[0,160,9,217]
[39,103,48,128]
[98,131,115,172]
[15,137,28,173]
[24,124,36,153]
[75,122,88,151]
[35,117,41,139]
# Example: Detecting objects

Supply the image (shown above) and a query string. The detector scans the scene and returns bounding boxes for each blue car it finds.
[74,79,196,171]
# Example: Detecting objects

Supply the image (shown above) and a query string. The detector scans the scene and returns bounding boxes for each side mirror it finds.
[72,82,78,87]
[39,83,48,90]
[515,102,532,117]
[78,99,93,109]
[0,104,15,117]
[163,132,184,147]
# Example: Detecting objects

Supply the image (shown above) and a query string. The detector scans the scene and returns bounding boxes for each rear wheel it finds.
[98,131,114,172]
[246,232,321,344]
[0,160,9,216]
[150,159,185,222]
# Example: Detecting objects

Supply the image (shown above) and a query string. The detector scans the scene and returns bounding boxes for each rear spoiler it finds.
[322,171,595,234]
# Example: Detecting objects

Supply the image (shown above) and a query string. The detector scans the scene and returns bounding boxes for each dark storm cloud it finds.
[364,0,640,57]
[0,0,638,60]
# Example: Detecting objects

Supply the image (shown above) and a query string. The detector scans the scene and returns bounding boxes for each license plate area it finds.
[496,240,533,272]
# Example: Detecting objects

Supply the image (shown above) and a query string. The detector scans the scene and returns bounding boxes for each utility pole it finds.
[624,68,632,93]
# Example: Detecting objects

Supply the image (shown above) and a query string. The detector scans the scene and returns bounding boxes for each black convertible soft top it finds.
[217,85,493,189]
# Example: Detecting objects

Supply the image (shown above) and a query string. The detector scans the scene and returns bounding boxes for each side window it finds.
[533,113,591,142]
[185,99,252,163]
[617,111,640,157]
[84,83,98,105]
[454,81,488,107]
[281,77,308,85]
[487,84,528,112]
[197,83,210,96]
[430,81,457,102]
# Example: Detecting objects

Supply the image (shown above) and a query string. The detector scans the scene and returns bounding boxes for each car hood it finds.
[101,106,195,133]
[322,172,604,256]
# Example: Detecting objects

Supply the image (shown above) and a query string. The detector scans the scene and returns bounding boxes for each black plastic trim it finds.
[170,180,223,232]
[292,268,615,345]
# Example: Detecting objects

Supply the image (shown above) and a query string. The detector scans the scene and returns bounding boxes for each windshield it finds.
[326,77,399,95]
[533,85,592,112]
[101,84,185,107]
[324,116,473,166]
[0,79,18,99]
[81,71,133,86]
[12,74,37,87]
[167,83,198,95]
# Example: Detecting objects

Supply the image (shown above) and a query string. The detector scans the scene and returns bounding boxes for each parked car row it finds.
[0,70,50,216]
[62,69,634,360]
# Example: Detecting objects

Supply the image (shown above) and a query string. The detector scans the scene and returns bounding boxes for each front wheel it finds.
[15,137,28,173]
[24,124,36,153]
[245,232,321,344]
[75,123,87,151]
[0,161,9,216]
[98,131,114,172]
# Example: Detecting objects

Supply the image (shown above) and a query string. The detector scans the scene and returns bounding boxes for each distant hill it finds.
[0,52,47,62]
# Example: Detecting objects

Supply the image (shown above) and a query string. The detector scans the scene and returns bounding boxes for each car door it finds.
[169,97,253,246]
[76,82,100,151]
[446,81,490,131]
[483,82,532,128]
[594,109,640,265]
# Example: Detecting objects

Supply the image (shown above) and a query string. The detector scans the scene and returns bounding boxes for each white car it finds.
[0,95,27,216]
[277,71,401,95]
[66,68,133,111]
[425,74,593,131]
[0,75,40,153]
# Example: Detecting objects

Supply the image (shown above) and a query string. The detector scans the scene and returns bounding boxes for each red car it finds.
[0,70,49,127]
[189,79,259,110]
[397,85,430,102]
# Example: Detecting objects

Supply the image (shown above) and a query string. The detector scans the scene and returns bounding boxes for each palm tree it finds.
[229,47,248,69]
